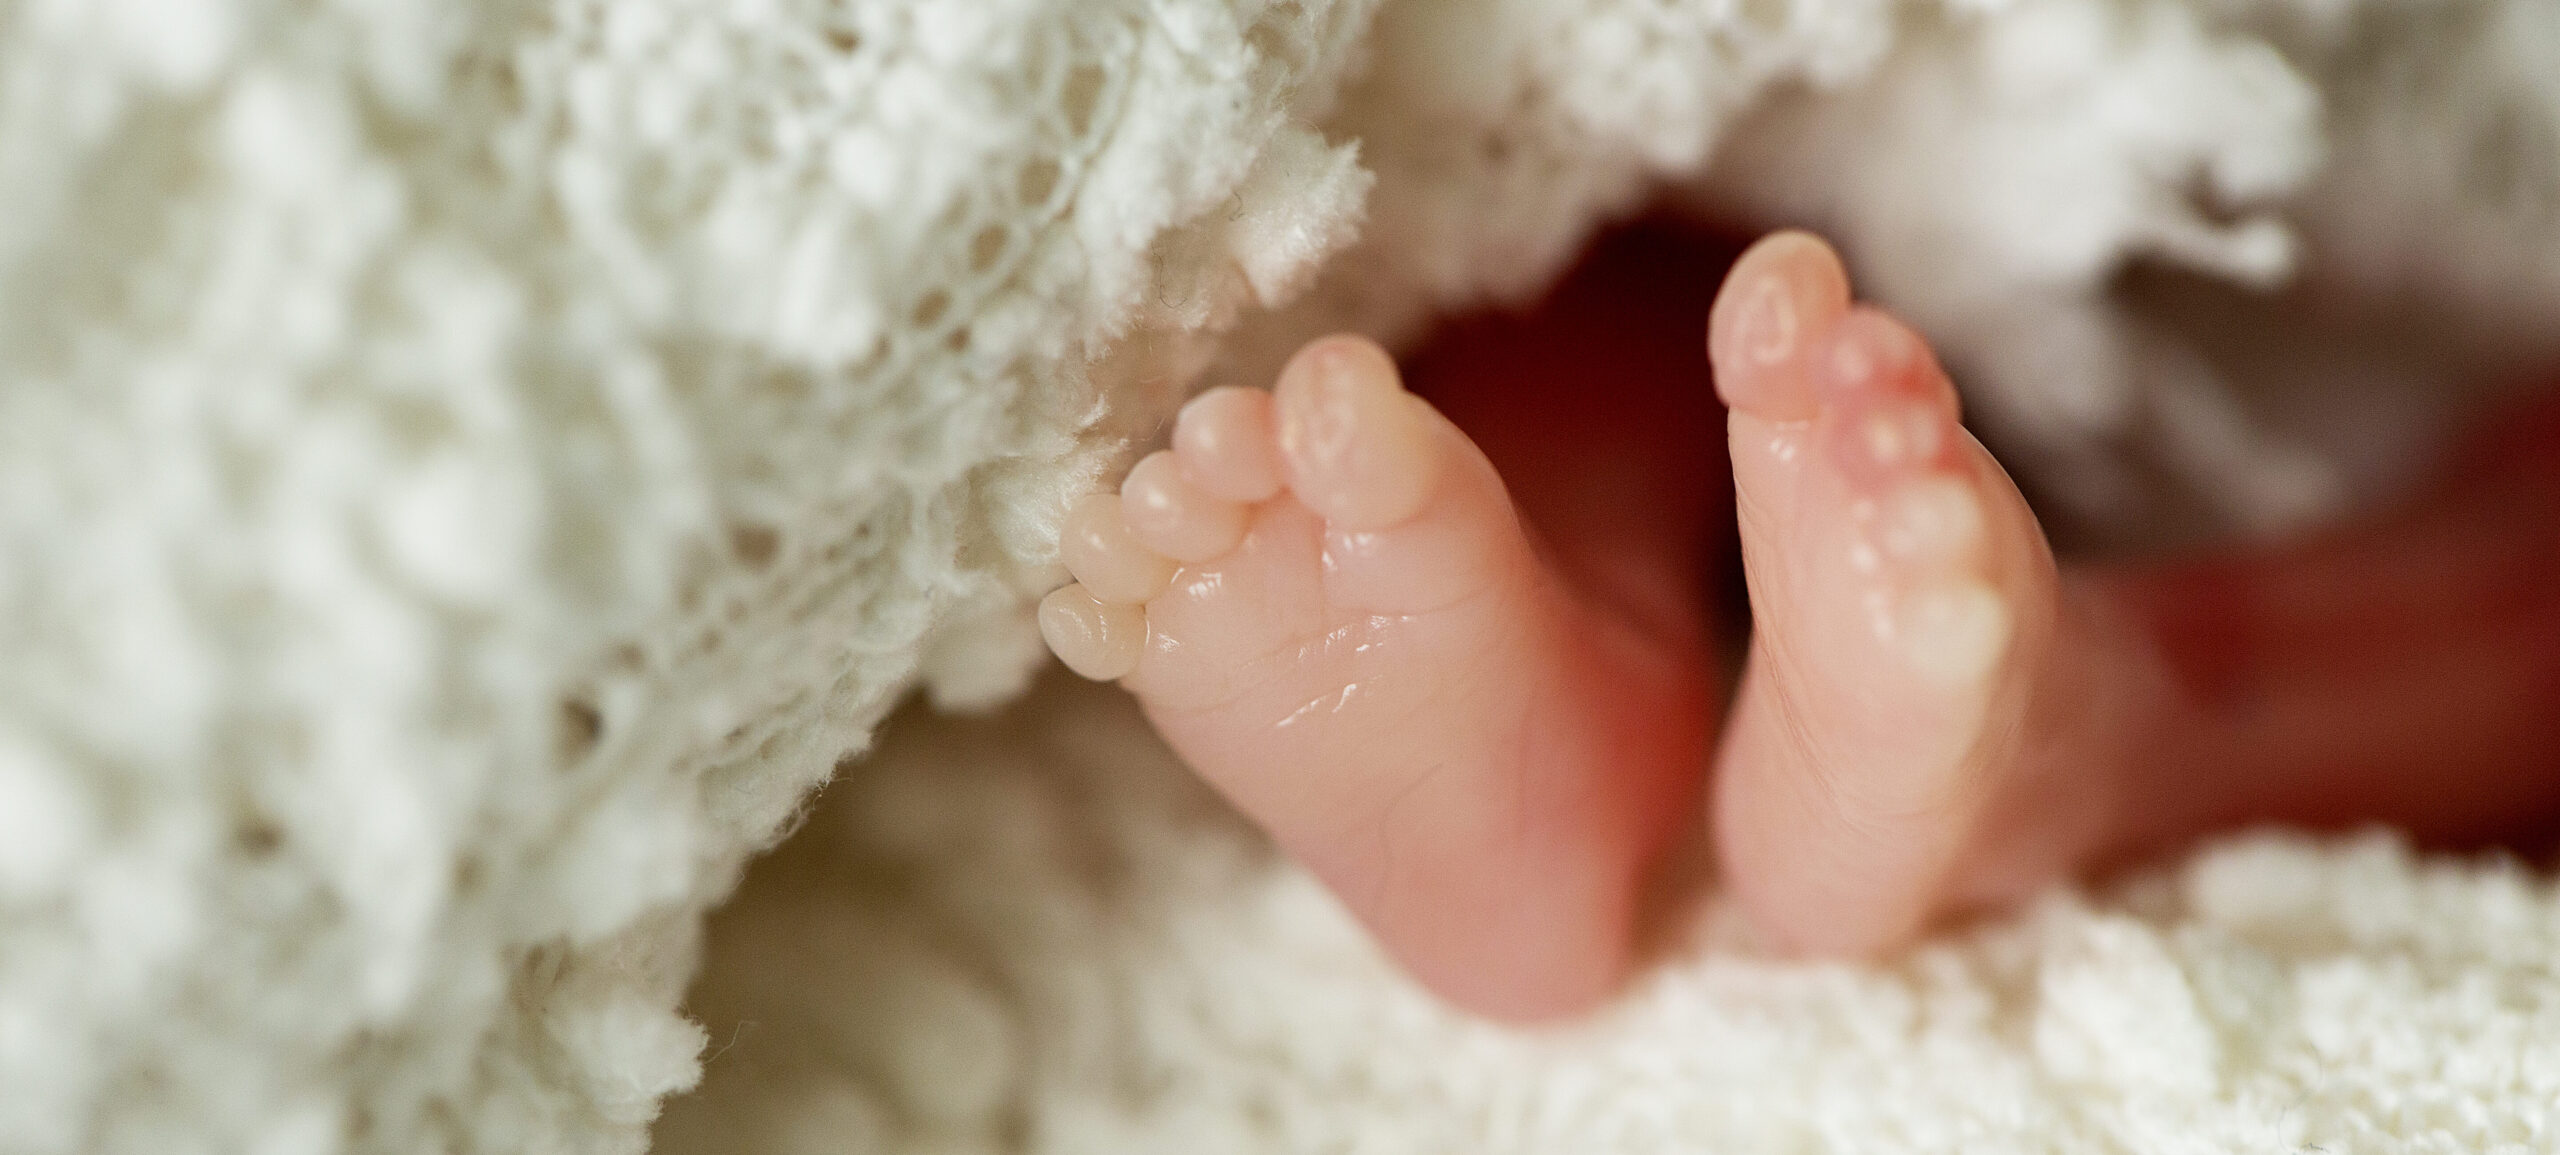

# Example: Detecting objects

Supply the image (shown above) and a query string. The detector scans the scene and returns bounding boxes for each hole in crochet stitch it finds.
[469,53,523,116]
[969,225,1008,273]
[559,698,604,764]
[823,26,861,54]
[911,290,950,327]
[1062,65,1105,137]
[1017,157,1060,205]
[235,821,283,857]
[729,523,781,569]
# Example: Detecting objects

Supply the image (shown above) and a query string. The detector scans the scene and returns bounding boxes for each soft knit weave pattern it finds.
[0,0,2554,1152]
[662,677,2560,1154]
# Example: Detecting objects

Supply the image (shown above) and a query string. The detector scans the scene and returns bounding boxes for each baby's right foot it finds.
[1707,233,2178,953]
[1042,337,1713,1022]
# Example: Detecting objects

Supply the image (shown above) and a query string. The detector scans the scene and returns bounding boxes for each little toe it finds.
[1273,335,1444,532]
[1707,230,1853,421]
[1039,583,1148,681]
[1122,449,1249,563]
[1891,577,2016,689]
[1174,386,1285,502]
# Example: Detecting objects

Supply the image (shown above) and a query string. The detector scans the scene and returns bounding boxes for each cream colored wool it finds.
[663,678,2560,1154]
[0,0,2554,1152]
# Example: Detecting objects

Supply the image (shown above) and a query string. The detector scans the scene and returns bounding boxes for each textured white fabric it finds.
[1,1,1375,1149]
[663,679,2560,1154]
[1709,0,2560,538]
[2,0,2556,1152]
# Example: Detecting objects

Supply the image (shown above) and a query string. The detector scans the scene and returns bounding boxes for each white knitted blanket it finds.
[665,678,2560,1153]
[2,1,2555,1152]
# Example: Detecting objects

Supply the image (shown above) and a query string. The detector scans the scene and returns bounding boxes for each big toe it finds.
[1706,230,1853,422]
[1273,335,1445,532]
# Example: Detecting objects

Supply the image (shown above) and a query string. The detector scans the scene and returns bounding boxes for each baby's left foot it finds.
[1707,234,2175,953]
[1040,337,1713,1021]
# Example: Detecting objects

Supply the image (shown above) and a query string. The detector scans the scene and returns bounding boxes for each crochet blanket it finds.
[2,0,2553,1152]
[663,677,2560,1153]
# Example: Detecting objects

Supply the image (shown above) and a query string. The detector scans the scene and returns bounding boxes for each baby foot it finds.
[1042,337,1712,1021]
[1706,233,2151,953]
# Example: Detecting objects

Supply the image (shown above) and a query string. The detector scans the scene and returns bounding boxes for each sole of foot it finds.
[1043,336,1711,1022]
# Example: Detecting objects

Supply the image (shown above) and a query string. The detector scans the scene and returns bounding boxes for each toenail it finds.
[1276,339,1438,532]
[1277,343,1381,467]
[1738,276,1799,366]
[1062,492,1178,603]
[1822,312,1922,397]
[1123,450,1249,562]
[1175,387,1284,502]
[1878,478,1984,565]
[1856,404,1943,472]
[1830,337,1875,388]
[1894,581,2010,686]
[1290,372,1357,464]
[1039,583,1148,681]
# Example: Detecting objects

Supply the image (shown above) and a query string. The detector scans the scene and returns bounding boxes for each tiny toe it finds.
[1122,449,1249,562]
[1812,306,1955,410]
[1871,476,1988,569]
[1893,579,2014,688]
[1707,231,1852,421]
[1040,583,1148,681]
[1061,492,1177,604]
[1273,335,1442,532]
[1826,393,1960,492]
[1174,386,1284,502]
